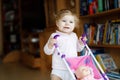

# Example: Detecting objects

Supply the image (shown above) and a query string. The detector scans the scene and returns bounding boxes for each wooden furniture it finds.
[0,1,3,55]
[1,0,21,56]
[39,27,56,70]
[75,0,120,68]
[2,50,20,63]
[20,0,46,69]
[21,31,42,68]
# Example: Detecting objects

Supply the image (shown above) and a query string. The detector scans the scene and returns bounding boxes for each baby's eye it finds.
[70,21,73,23]
[62,20,66,22]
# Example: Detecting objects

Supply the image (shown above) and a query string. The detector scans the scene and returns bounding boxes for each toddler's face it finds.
[56,15,75,34]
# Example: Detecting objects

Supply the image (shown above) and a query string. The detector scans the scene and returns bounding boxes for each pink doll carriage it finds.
[53,34,109,80]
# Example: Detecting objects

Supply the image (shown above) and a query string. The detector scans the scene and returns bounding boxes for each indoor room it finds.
[0,0,120,80]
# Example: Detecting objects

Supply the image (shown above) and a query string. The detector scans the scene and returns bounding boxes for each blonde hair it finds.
[55,9,79,28]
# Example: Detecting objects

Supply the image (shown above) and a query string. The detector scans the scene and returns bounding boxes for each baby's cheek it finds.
[83,70,90,76]
[75,70,83,78]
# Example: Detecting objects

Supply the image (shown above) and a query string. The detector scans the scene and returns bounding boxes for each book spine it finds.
[88,24,97,44]
[118,0,120,8]
[106,0,110,10]
[80,0,88,16]
[103,0,109,11]
[114,24,118,44]
[109,0,114,9]
[84,23,90,43]
[98,0,103,12]
[89,3,94,15]
[118,24,120,44]
[114,0,118,8]
[103,21,109,44]
[96,24,101,44]
[96,55,106,71]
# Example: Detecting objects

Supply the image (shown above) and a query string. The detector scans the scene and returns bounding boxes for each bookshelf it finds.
[1,0,21,55]
[88,44,120,48]
[74,0,120,68]
[79,8,120,18]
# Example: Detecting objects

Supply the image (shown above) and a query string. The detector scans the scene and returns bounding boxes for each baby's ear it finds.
[56,21,58,26]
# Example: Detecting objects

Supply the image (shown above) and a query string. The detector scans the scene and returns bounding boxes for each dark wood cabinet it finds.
[20,0,46,68]
[1,0,21,55]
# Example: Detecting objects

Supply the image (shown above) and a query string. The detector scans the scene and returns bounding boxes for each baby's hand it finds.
[48,37,57,49]
[79,36,87,45]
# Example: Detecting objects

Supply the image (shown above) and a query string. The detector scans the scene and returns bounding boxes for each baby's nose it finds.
[65,22,69,25]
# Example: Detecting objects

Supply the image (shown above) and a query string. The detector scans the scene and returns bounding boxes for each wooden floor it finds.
[0,62,51,80]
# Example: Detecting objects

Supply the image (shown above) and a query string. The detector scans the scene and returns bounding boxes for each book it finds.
[103,21,109,44]
[107,75,120,80]
[80,0,88,16]
[83,23,90,43]
[89,24,96,44]
[103,0,110,11]
[114,0,119,8]
[98,24,105,44]
[96,24,101,44]
[106,71,120,79]
[96,53,117,72]
[109,0,114,9]
[98,0,103,12]
[110,20,120,45]
[118,0,120,8]
[118,24,120,44]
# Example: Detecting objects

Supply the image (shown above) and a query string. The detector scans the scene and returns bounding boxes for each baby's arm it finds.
[77,36,87,52]
[47,37,57,49]
[44,34,57,55]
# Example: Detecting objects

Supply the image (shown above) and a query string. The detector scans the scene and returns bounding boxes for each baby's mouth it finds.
[64,27,70,29]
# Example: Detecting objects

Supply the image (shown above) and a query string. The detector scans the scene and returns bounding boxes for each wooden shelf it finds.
[80,8,120,18]
[79,8,120,49]
[89,44,120,48]
[75,0,120,68]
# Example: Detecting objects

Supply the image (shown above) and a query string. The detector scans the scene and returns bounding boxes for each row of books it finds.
[106,71,120,80]
[96,53,120,79]
[103,20,120,45]
[80,0,120,16]
[83,19,120,45]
